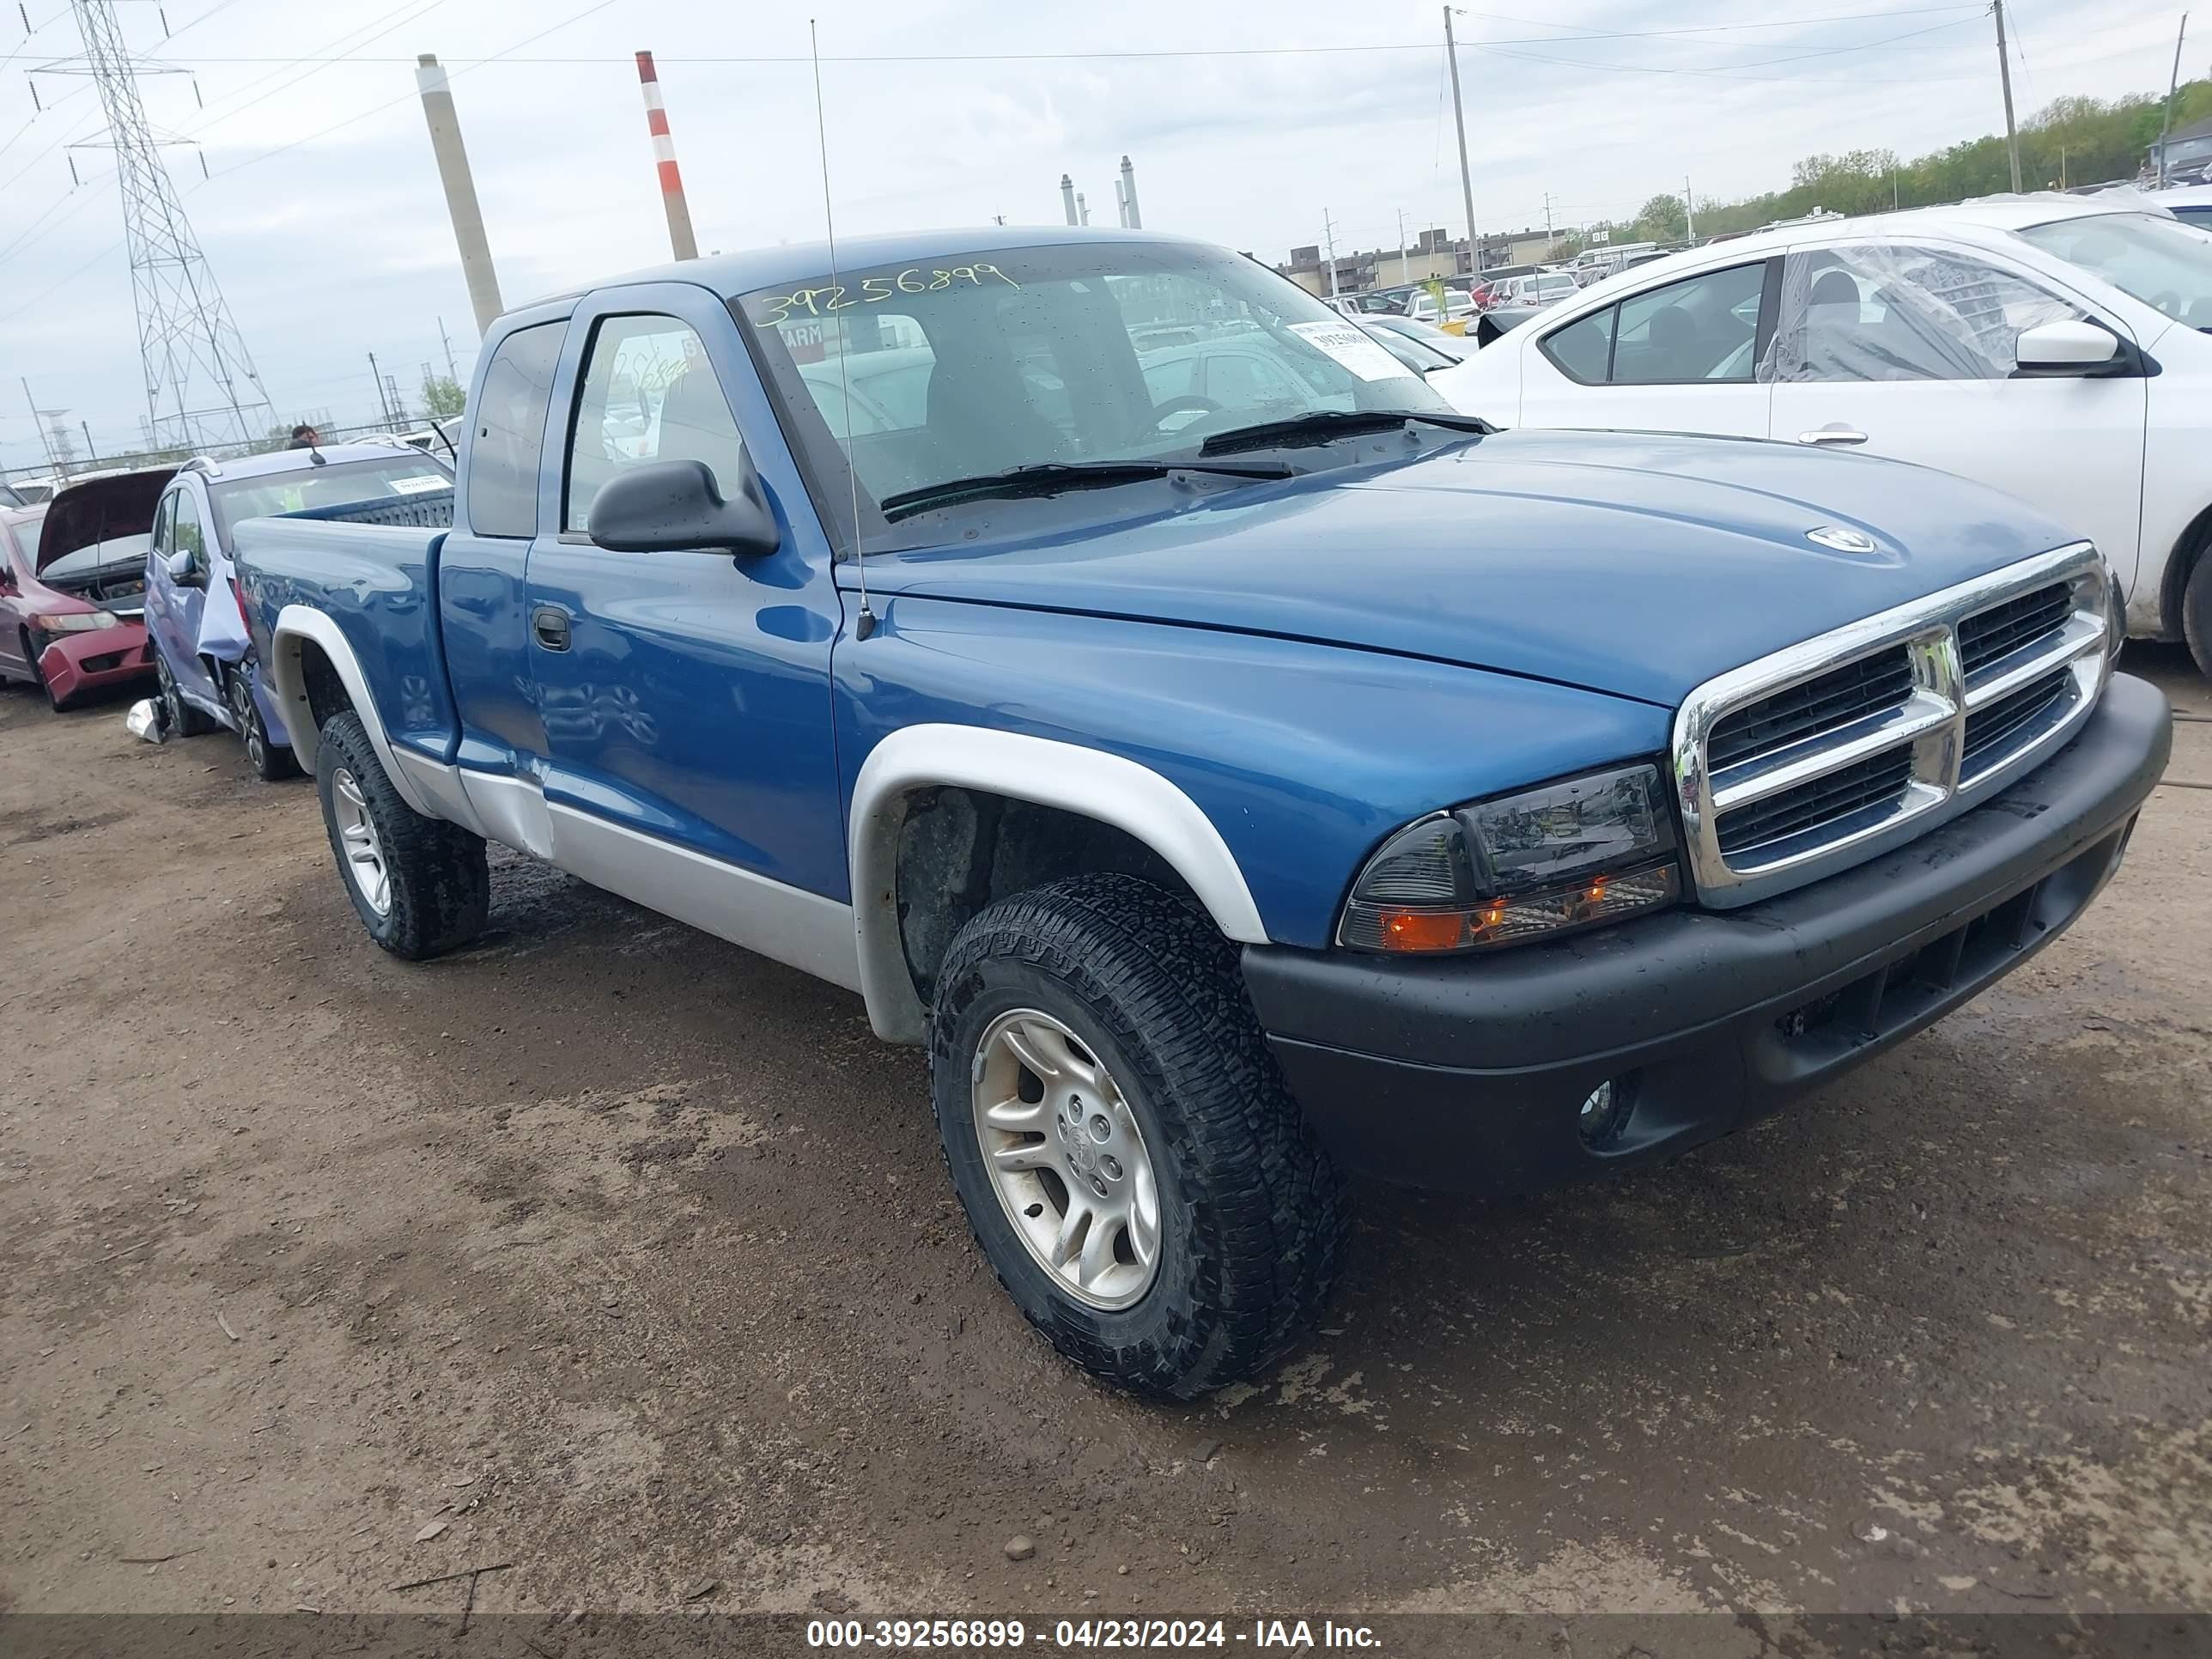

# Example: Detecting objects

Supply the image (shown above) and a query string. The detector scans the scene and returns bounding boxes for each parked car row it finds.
[2,443,454,766]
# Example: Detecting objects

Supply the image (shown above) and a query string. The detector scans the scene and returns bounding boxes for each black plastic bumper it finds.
[1243,672,2172,1194]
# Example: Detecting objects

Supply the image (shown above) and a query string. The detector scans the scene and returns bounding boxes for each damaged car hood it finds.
[35,467,174,576]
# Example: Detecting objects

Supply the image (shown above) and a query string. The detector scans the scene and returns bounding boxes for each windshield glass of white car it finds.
[2015,210,2212,330]
[735,240,1449,548]
[1765,244,2081,381]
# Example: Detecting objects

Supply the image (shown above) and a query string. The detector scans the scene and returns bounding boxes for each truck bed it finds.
[232,501,459,762]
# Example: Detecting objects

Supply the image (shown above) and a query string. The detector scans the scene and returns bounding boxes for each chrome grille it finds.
[1706,648,1914,772]
[1672,544,2109,908]
[1716,747,1914,860]
[1962,666,2075,777]
[1958,582,2071,678]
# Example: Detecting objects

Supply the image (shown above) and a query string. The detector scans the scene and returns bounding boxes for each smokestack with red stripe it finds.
[636,51,699,261]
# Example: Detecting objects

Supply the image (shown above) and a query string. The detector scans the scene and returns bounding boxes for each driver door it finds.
[523,282,850,905]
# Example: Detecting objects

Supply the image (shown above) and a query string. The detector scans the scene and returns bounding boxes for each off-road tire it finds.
[930,872,1348,1399]
[155,652,216,736]
[314,710,489,960]
[228,664,301,781]
[2185,550,2212,681]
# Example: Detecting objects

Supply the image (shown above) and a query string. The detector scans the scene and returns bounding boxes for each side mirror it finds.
[164,550,204,587]
[586,458,781,558]
[2013,319,2126,378]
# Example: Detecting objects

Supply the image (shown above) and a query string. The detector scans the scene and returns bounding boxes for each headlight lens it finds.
[32,610,120,634]
[1339,763,1681,954]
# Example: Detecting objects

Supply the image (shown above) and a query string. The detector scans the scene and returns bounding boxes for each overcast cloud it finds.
[0,0,2193,469]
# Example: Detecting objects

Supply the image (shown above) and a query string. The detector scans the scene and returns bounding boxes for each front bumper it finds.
[1242,672,2172,1194]
[36,624,155,704]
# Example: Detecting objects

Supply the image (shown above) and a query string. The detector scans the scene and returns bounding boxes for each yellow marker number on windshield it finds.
[752,264,1018,326]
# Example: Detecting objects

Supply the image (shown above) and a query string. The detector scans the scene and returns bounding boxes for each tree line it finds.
[1580,76,2212,253]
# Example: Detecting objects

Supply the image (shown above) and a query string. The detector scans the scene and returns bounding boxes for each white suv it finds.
[1430,197,2212,673]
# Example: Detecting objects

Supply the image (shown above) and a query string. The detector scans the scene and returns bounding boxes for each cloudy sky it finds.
[0,0,2195,471]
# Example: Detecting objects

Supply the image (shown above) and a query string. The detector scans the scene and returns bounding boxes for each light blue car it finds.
[144,443,453,778]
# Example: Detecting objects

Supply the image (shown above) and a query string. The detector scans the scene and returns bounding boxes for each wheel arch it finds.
[848,726,1269,1044]
[267,606,434,813]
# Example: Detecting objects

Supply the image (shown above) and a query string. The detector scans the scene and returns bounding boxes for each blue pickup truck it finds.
[235,226,2170,1398]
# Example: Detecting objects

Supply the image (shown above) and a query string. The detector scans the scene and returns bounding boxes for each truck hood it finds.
[844,428,2081,708]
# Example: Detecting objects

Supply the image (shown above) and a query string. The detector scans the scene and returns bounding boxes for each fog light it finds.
[1577,1074,1637,1149]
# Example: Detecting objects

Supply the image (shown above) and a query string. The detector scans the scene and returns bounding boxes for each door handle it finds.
[1796,426,1869,446]
[531,605,571,652]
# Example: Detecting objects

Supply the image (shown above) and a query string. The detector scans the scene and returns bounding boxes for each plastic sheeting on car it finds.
[1759,241,2081,386]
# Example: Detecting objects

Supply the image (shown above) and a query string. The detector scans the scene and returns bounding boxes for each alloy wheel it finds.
[971,1008,1162,1310]
[331,768,392,916]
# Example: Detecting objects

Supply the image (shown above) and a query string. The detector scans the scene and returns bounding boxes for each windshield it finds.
[735,239,1450,551]
[2016,210,2212,329]
[210,454,452,542]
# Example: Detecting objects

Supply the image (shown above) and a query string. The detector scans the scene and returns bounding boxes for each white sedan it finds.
[1430,197,2212,673]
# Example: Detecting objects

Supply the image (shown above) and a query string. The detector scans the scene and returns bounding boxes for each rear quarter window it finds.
[466,321,567,538]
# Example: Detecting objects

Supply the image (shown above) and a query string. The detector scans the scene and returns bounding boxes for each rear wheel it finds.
[155,652,216,736]
[228,665,301,781]
[2185,550,2212,680]
[314,710,489,959]
[929,873,1347,1399]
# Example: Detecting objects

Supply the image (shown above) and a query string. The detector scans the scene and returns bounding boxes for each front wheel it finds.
[155,652,216,737]
[228,665,301,781]
[21,632,66,713]
[314,710,489,959]
[930,873,1347,1399]
[2185,551,2212,681]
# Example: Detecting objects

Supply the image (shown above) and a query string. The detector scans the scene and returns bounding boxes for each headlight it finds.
[31,611,119,634]
[1338,763,1681,954]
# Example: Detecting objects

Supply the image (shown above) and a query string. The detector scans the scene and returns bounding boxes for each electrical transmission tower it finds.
[35,1,273,452]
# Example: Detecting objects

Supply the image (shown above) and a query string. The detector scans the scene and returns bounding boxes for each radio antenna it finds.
[811,18,874,641]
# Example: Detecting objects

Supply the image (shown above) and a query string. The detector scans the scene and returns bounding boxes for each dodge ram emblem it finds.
[1807,525,1879,554]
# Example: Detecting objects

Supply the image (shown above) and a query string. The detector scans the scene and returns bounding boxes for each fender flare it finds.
[266,605,435,816]
[848,725,1269,1044]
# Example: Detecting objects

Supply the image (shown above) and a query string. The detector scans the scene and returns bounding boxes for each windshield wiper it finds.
[1197,409,1495,456]
[878,459,1295,523]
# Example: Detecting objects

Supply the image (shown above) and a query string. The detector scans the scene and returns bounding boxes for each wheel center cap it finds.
[1066,1129,1099,1179]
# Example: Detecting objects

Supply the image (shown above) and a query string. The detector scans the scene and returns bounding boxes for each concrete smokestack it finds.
[1120,155,1141,228]
[1076,191,1089,225]
[1113,178,1127,228]
[635,51,698,262]
[1060,173,1078,226]
[415,53,504,337]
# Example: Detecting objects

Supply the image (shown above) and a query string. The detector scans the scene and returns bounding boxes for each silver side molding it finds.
[547,803,863,994]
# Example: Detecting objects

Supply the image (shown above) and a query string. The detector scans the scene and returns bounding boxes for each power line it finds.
[195,0,620,184]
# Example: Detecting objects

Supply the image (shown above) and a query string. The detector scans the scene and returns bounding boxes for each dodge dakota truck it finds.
[234,227,2171,1399]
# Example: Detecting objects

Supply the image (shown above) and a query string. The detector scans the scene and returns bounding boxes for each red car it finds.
[0,467,169,712]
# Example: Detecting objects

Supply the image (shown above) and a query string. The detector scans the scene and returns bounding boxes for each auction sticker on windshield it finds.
[1287,320,1416,382]
[387,473,449,495]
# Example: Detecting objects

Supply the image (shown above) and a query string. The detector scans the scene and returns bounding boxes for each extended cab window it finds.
[565,315,748,534]
[467,321,565,538]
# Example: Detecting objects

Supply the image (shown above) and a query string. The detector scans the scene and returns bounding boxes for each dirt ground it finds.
[2,651,2209,1635]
